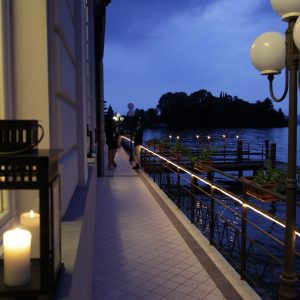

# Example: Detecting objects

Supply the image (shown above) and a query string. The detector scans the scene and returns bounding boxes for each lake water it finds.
[143,125,300,165]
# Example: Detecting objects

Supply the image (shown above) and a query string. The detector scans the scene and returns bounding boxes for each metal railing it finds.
[121,137,300,299]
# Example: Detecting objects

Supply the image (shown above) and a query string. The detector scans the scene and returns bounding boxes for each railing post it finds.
[159,158,162,188]
[190,175,195,224]
[265,139,270,159]
[208,171,215,245]
[237,140,243,177]
[241,200,247,280]
[270,143,277,167]
[166,162,171,195]
[223,139,226,162]
[141,148,144,168]
[237,139,243,161]
[177,166,181,208]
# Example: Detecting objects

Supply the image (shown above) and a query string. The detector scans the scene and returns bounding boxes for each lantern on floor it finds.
[0,121,62,299]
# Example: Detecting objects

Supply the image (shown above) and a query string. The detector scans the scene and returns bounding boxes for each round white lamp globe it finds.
[293,16,300,50]
[271,0,300,20]
[127,103,134,110]
[250,32,285,75]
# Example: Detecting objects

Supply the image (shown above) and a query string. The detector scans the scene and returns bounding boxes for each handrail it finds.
[122,136,299,238]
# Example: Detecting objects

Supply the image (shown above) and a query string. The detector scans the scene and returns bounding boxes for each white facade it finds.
[0,0,99,222]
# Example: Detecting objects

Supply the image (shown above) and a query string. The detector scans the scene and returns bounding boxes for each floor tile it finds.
[92,148,250,300]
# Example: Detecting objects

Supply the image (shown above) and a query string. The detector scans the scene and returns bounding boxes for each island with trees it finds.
[109,89,288,129]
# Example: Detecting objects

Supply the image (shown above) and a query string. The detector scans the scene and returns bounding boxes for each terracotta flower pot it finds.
[242,176,278,202]
[193,160,213,173]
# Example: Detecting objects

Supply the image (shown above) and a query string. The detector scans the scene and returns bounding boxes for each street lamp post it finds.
[113,113,124,123]
[250,1,300,299]
[127,103,135,161]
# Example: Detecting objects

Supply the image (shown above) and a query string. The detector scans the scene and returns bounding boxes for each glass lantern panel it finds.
[0,190,9,217]
[15,190,40,259]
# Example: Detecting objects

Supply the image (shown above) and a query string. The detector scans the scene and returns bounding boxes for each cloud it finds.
[106,0,218,46]
[104,0,289,114]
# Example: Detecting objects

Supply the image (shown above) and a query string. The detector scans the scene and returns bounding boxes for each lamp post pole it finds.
[250,3,300,298]
[279,20,298,298]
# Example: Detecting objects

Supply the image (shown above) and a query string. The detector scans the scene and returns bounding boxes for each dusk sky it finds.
[104,0,290,116]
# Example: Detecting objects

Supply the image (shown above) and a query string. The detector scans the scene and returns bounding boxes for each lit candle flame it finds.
[29,210,35,218]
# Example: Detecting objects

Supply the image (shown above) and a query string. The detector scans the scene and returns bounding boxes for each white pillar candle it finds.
[3,228,31,286]
[20,210,40,258]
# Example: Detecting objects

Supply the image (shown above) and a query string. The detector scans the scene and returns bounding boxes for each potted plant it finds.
[242,163,286,202]
[170,143,191,161]
[193,145,213,172]
[146,138,159,148]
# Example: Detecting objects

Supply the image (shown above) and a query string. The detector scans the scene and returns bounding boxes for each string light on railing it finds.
[121,135,300,240]
[236,135,240,140]
[176,136,180,140]
[196,135,200,139]
[222,134,226,139]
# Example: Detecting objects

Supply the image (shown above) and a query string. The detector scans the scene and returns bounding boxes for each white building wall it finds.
[5,0,91,216]
[11,0,50,148]
[49,0,89,214]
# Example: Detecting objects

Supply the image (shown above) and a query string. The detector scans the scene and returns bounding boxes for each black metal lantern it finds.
[0,149,62,299]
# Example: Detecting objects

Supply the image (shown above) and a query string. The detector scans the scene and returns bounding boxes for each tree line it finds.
[109,89,288,129]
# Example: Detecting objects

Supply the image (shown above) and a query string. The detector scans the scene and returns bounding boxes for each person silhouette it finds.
[132,120,143,169]
[105,117,118,169]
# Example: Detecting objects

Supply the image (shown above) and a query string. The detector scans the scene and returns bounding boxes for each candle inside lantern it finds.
[3,228,31,286]
[20,210,40,258]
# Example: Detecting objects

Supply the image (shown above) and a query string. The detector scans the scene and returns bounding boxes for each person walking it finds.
[105,117,118,169]
[132,120,143,170]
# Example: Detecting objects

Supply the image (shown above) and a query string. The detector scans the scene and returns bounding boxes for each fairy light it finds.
[222,135,226,139]
[122,136,300,238]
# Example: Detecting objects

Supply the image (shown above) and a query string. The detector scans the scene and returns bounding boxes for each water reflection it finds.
[144,125,300,165]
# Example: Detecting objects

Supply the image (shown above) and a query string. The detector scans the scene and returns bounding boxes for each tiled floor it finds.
[93,148,259,300]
